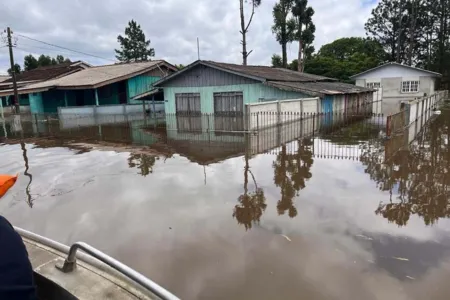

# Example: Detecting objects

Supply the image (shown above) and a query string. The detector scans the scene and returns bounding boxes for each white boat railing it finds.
[15,227,180,300]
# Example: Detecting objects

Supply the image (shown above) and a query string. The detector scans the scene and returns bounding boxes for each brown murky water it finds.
[1,112,450,300]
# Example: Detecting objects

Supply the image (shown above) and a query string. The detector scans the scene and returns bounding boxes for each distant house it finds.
[153,60,374,116]
[0,61,91,110]
[0,60,177,114]
[350,62,442,100]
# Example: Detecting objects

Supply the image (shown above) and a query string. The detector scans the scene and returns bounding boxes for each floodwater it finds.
[1,112,450,300]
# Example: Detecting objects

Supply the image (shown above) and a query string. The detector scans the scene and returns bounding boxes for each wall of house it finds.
[353,64,438,79]
[127,75,161,104]
[29,93,44,113]
[162,65,258,87]
[163,83,308,114]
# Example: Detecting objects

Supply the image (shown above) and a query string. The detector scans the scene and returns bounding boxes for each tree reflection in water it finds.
[360,111,450,226]
[127,154,158,177]
[233,146,267,230]
[273,139,314,218]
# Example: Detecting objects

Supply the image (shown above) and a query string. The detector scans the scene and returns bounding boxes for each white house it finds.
[350,62,442,114]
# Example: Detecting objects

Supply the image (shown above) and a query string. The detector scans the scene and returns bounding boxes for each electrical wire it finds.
[16,33,116,62]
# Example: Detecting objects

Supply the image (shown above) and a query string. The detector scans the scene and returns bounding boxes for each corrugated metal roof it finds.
[20,60,175,91]
[266,81,374,97]
[350,62,442,79]
[2,61,88,83]
[205,61,336,82]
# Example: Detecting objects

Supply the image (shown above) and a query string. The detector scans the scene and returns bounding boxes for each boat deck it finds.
[23,237,158,300]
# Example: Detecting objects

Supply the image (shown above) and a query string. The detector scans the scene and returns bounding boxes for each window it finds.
[175,93,201,115]
[366,82,381,89]
[213,92,244,133]
[401,81,420,93]
[213,92,244,115]
[175,93,202,132]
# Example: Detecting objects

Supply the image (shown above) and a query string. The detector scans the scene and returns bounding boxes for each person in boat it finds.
[0,175,37,300]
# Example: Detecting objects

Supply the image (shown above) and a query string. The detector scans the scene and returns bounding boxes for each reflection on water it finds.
[273,140,314,218]
[20,142,33,207]
[362,109,450,227]
[128,154,158,177]
[3,111,450,299]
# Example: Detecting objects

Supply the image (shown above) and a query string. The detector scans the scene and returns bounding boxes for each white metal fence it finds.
[246,98,320,130]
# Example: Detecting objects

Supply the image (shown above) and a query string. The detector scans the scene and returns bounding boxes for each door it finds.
[322,95,333,128]
[117,81,128,104]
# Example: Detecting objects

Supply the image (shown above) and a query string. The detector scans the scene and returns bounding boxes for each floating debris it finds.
[392,257,409,261]
[281,235,292,242]
[406,276,415,280]
[355,234,373,241]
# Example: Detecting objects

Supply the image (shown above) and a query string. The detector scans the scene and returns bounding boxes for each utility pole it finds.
[6,27,20,114]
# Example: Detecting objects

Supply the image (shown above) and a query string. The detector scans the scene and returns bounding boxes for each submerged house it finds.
[153,60,374,116]
[0,60,177,114]
[150,60,374,146]
[0,61,91,110]
[350,62,442,114]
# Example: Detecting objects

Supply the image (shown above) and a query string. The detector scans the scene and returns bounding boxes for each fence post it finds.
[277,101,281,125]
[256,112,259,132]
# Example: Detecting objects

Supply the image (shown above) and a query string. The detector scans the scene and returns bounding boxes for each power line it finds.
[15,33,116,62]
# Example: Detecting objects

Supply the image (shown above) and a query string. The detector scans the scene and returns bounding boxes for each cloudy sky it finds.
[0,0,378,74]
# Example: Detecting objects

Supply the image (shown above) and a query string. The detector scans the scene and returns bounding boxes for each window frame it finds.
[401,80,420,93]
[366,82,381,89]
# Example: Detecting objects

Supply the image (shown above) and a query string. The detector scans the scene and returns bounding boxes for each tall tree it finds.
[365,0,409,63]
[239,0,262,65]
[292,0,315,72]
[115,20,155,62]
[304,37,386,82]
[272,0,295,68]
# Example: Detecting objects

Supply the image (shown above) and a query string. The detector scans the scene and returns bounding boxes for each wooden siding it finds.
[161,65,258,87]
[30,93,44,113]
[127,75,160,104]
[163,83,308,114]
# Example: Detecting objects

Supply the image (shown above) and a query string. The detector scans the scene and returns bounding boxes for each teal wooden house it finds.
[153,60,374,116]
[0,61,176,114]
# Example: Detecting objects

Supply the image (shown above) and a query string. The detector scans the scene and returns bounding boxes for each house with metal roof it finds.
[350,62,442,114]
[153,60,374,117]
[0,61,91,110]
[0,60,177,114]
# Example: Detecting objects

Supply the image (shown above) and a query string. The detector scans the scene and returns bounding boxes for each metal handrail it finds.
[15,227,180,300]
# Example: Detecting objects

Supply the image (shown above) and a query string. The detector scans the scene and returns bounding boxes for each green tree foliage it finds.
[23,55,38,71]
[365,0,450,88]
[7,63,21,76]
[272,0,295,68]
[174,64,185,70]
[115,20,155,62]
[303,37,386,82]
[271,54,283,68]
[23,54,71,71]
[239,0,262,65]
[292,0,315,71]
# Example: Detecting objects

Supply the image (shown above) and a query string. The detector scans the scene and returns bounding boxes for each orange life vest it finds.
[0,174,18,199]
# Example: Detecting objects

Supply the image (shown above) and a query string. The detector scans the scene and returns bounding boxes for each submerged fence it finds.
[386,90,449,137]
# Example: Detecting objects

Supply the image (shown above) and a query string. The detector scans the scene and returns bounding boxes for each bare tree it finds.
[240,0,262,65]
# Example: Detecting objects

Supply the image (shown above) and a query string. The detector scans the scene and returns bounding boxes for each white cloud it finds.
[0,0,378,74]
